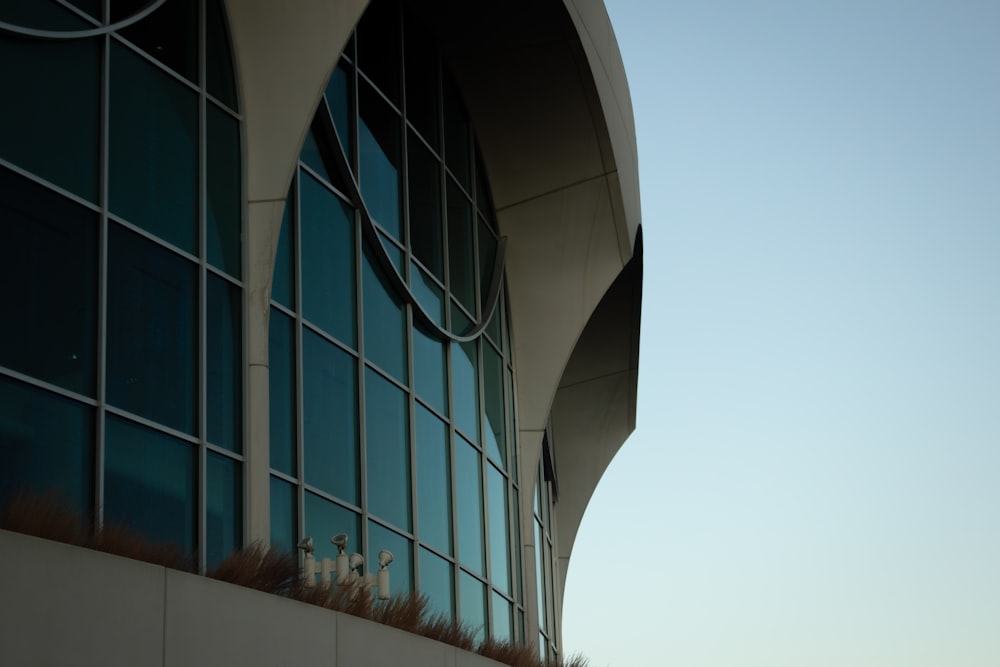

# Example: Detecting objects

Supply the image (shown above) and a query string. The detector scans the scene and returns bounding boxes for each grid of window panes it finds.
[0,0,243,571]
[267,0,524,644]
[535,462,559,661]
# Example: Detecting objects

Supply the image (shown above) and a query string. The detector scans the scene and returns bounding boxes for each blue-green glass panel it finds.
[485,306,501,349]
[411,263,444,327]
[0,376,93,514]
[456,437,484,574]
[300,172,355,346]
[0,169,97,396]
[413,326,447,417]
[368,521,412,595]
[359,82,401,238]
[325,61,354,170]
[300,128,332,184]
[270,476,296,554]
[304,491,359,563]
[365,369,410,530]
[512,488,522,603]
[451,340,479,445]
[115,0,198,82]
[356,0,400,105]
[206,452,242,570]
[207,275,242,453]
[206,0,238,110]
[491,591,512,642]
[104,416,196,553]
[419,547,453,620]
[107,225,197,435]
[483,343,505,467]
[534,520,546,633]
[460,570,486,644]
[447,179,475,314]
[408,133,443,278]
[487,464,510,594]
[0,36,99,201]
[362,246,407,383]
[415,405,451,555]
[271,197,294,309]
[506,367,517,486]
[403,17,439,150]
[542,537,554,633]
[378,231,404,274]
[478,217,497,309]
[450,301,472,338]
[302,329,358,504]
[268,309,296,475]
[110,41,198,253]
[443,75,470,189]
[207,103,242,278]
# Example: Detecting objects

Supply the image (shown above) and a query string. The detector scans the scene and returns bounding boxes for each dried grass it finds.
[86,522,195,571]
[370,590,428,634]
[416,611,477,652]
[478,637,544,667]
[208,541,300,596]
[0,491,88,545]
[554,653,590,667]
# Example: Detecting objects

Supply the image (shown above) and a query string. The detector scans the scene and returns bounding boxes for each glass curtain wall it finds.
[268,0,525,644]
[0,0,243,571]
[534,459,559,661]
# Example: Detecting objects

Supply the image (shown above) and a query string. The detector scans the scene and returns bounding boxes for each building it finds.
[0,0,642,664]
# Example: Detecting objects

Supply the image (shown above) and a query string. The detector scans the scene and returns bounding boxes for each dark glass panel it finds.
[506,366,517,485]
[0,169,97,396]
[356,0,400,105]
[270,476,297,554]
[300,128,333,184]
[300,172,356,347]
[268,309,296,475]
[512,488,522,603]
[271,196,295,309]
[408,132,443,278]
[459,570,486,644]
[207,275,242,453]
[487,464,510,594]
[534,520,546,633]
[107,225,197,434]
[485,299,501,348]
[0,36,99,201]
[325,61,354,171]
[207,103,241,278]
[206,0,238,110]
[302,330,358,504]
[443,74,470,189]
[362,246,407,383]
[0,2,94,29]
[451,340,479,445]
[455,437,484,574]
[419,547,453,620]
[206,452,241,569]
[304,491,359,563]
[0,376,93,514]
[359,82,401,238]
[67,0,102,20]
[483,343,505,467]
[415,405,451,555]
[403,15,439,149]
[365,369,410,530]
[378,230,404,275]
[110,42,198,253]
[413,326,447,417]
[447,179,475,313]
[478,217,497,308]
[491,591,512,642]
[368,521,412,595]
[412,264,444,328]
[114,0,198,82]
[104,415,196,553]
[450,301,472,338]
[475,148,496,228]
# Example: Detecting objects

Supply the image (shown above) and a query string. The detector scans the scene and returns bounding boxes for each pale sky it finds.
[562,1,1000,665]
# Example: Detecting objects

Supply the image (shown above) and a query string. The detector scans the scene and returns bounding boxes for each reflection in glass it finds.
[451,340,479,444]
[488,464,510,594]
[207,103,241,278]
[270,476,297,554]
[110,42,198,254]
[303,330,358,504]
[207,275,242,453]
[419,547,453,620]
[413,326,447,417]
[363,247,407,383]
[415,405,451,555]
[368,521,412,594]
[104,416,196,554]
[325,61,354,169]
[359,83,401,238]
[411,264,445,327]
[0,169,97,397]
[304,491,359,564]
[0,376,93,513]
[300,172,356,347]
[492,591,512,642]
[535,520,546,633]
[269,309,296,475]
[365,369,410,531]
[107,226,197,435]
[483,343,505,467]
[460,570,486,644]
[206,452,241,570]
[456,438,484,574]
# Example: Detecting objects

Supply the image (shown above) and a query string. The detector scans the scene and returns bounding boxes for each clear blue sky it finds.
[562,1,1000,665]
